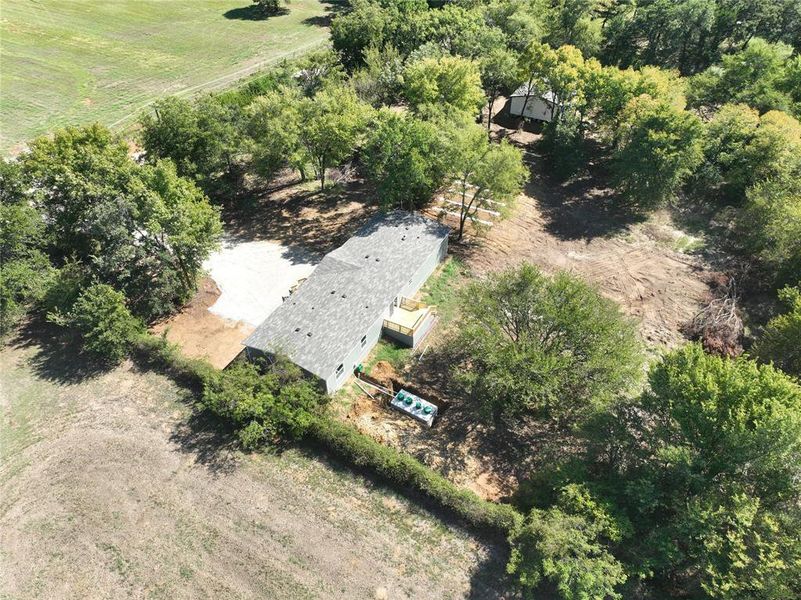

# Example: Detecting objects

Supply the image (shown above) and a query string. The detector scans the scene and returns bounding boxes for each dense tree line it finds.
[443,264,801,600]
[0,125,222,361]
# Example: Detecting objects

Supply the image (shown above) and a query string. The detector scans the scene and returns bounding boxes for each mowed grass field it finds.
[0,0,331,154]
[0,336,506,598]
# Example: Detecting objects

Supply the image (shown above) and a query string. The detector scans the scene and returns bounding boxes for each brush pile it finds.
[686,274,744,357]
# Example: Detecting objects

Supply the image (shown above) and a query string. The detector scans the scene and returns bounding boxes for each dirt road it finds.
[0,338,506,599]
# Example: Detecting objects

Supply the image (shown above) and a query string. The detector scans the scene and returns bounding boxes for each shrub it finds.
[740,171,801,288]
[202,359,326,443]
[61,284,144,363]
[307,416,522,534]
[753,285,801,377]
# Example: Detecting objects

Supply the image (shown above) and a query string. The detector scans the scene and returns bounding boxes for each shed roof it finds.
[510,84,558,104]
[242,211,450,380]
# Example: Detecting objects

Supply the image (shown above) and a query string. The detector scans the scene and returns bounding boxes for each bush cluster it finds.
[308,416,522,535]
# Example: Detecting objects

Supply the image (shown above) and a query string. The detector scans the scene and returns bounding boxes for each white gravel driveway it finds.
[203,237,318,327]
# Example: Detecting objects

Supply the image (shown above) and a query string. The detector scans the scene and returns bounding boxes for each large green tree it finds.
[508,484,628,600]
[517,42,588,124]
[621,345,801,599]
[402,55,485,120]
[244,85,304,179]
[140,95,242,195]
[611,94,704,208]
[22,125,222,320]
[754,285,801,378]
[0,161,54,336]
[688,38,800,116]
[297,85,371,189]
[740,170,801,287]
[330,0,431,69]
[362,110,446,210]
[602,0,801,75]
[444,122,526,240]
[450,263,643,427]
[479,45,520,137]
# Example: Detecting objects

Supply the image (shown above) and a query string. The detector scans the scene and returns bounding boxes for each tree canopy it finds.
[20,124,222,321]
[450,263,643,427]
[362,109,446,210]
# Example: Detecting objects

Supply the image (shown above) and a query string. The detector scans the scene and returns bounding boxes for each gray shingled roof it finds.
[242,211,450,380]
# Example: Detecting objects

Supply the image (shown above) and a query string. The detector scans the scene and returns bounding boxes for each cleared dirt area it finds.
[152,278,254,369]
[0,335,507,599]
[433,116,713,349]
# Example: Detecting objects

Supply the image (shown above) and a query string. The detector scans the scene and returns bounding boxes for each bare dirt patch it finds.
[0,337,507,599]
[152,277,253,369]
[442,127,713,349]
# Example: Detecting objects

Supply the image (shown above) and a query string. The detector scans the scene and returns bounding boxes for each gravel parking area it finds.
[204,237,319,327]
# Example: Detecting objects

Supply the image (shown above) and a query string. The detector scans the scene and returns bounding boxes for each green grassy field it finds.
[0,0,331,153]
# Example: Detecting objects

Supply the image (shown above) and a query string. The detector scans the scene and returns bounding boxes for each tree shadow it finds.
[291,443,513,597]
[10,319,114,385]
[302,0,348,27]
[524,139,646,241]
[395,342,586,504]
[168,408,242,477]
[223,5,289,20]
[221,169,378,255]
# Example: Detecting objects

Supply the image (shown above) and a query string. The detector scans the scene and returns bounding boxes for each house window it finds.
[360,335,367,348]
[335,363,344,378]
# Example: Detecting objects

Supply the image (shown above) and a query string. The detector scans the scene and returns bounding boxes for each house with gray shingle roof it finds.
[242,211,450,393]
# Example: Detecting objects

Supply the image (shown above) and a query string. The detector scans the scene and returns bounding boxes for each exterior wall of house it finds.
[509,95,552,122]
[323,312,385,393]
[323,237,449,394]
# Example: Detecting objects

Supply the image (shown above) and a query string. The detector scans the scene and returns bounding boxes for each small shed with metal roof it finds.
[509,84,559,122]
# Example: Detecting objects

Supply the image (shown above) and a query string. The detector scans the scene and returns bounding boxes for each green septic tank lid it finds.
[423,406,432,414]
[404,397,413,406]
[415,401,422,409]
[397,391,405,400]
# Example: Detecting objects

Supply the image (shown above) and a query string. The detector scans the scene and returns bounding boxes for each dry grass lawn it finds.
[0,333,506,599]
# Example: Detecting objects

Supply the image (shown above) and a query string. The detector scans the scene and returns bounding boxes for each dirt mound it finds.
[369,361,398,387]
